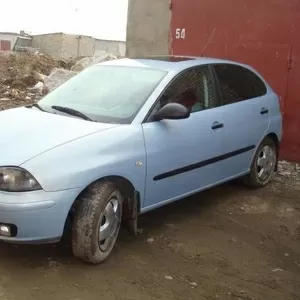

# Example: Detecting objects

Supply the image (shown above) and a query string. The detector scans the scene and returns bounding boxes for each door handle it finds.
[260,108,269,115]
[211,122,224,130]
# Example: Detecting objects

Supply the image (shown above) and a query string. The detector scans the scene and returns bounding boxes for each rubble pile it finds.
[278,160,300,177]
[0,51,118,111]
[71,53,118,72]
[43,68,78,93]
[0,51,68,110]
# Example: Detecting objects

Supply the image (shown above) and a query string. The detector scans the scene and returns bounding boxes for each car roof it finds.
[98,55,253,73]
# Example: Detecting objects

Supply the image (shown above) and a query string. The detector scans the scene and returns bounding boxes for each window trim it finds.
[142,64,220,123]
[211,63,268,106]
[211,65,224,106]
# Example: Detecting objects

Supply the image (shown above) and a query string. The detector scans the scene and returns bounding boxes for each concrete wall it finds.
[32,33,95,59]
[32,33,64,58]
[126,0,170,57]
[61,34,95,59]
[119,42,126,57]
[32,33,125,59]
[0,33,19,50]
[95,39,126,56]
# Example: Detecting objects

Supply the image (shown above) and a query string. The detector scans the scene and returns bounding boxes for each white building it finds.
[0,31,32,51]
[0,32,19,50]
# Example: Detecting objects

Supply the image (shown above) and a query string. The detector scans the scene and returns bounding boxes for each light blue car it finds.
[0,56,282,264]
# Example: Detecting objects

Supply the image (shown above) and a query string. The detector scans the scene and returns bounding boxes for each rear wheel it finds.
[244,137,277,188]
[72,181,123,264]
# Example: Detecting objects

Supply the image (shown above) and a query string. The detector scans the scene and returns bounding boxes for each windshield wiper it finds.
[51,105,93,121]
[26,103,47,112]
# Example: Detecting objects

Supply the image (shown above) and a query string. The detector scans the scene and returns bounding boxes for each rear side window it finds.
[213,64,267,105]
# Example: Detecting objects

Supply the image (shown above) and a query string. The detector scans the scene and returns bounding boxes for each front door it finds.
[141,65,224,211]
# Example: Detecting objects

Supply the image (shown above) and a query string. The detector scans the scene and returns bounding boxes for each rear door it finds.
[211,63,271,177]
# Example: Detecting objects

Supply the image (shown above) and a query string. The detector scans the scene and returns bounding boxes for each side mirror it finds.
[154,103,190,121]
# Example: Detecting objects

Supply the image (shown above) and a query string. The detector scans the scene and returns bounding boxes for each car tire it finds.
[244,137,277,188]
[72,181,123,264]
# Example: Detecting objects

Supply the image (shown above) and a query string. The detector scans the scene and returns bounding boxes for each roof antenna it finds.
[200,28,216,57]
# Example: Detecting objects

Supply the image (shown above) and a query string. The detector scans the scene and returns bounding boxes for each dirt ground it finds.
[0,171,299,300]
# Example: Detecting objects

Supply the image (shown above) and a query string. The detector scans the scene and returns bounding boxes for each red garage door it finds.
[170,0,300,162]
[0,40,11,51]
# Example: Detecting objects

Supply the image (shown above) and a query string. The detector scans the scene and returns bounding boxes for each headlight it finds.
[0,167,42,192]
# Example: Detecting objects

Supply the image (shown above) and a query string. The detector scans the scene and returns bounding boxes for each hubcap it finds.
[99,197,121,252]
[257,145,276,182]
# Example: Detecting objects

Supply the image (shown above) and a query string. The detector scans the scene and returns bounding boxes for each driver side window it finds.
[152,65,217,116]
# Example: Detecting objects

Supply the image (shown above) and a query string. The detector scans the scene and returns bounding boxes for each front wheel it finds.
[72,181,123,264]
[244,137,277,188]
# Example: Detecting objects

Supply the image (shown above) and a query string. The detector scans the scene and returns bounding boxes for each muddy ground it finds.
[0,172,299,300]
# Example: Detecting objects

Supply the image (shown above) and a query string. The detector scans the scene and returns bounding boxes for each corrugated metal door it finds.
[170,0,300,162]
[0,40,11,51]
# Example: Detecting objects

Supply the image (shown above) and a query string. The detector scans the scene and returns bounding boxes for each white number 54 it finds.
[175,28,186,39]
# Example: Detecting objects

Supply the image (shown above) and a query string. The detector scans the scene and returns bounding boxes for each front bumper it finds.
[0,188,81,243]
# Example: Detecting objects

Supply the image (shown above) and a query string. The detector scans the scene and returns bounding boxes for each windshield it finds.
[38,65,167,124]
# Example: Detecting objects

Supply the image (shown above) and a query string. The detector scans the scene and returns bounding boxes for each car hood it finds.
[0,107,119,166]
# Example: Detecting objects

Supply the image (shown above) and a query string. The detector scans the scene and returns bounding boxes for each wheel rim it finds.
[99,197,121,252]
[256,145,276,182]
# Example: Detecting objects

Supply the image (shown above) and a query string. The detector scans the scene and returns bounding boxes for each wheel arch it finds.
[265,132,280,171]
[63,175,141,239]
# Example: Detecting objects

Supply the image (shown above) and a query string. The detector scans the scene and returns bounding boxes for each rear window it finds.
[213,64,267,105]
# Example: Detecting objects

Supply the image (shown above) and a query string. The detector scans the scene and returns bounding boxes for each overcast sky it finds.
[0,0,128,41]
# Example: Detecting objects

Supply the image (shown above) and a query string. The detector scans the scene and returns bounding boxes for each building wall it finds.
[126,0,170,57]
[32,33,95,59]
[119,42,126,57]
[95,39,126,56]
[32,33,125,59]
[32,33,64,58]
[0,33,18,50]
[61,34,95,59]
